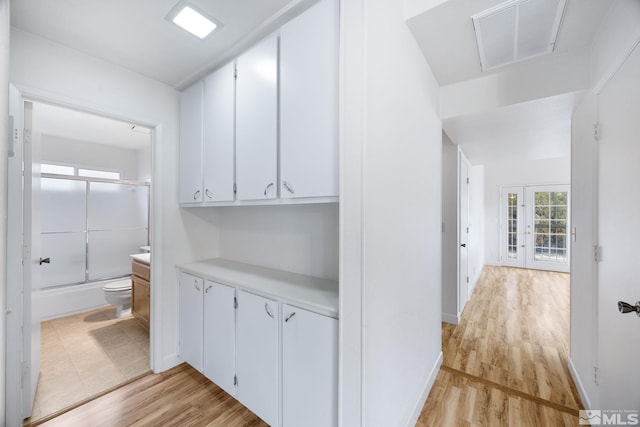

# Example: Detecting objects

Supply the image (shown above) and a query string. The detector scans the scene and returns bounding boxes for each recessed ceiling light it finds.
[168,3,221,40]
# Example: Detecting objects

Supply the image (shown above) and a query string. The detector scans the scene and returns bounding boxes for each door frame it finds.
[5,83,161,424]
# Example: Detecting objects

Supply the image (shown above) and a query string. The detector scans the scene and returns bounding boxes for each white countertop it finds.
[131,253,151,264]
[176,258,339,318]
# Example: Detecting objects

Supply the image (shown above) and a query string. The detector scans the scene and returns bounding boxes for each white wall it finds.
[483,156,570,265]
[1,0,10,423]
[10,28,221,376]
[218,204,338,281]
[361,0,443,425]
[441,134,457,324]
[41,134,142,180]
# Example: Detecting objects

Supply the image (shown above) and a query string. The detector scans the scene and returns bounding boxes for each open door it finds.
[6,86,41,423]
[458,151,470,309]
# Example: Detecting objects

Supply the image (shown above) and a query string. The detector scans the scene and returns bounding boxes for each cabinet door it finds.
[132,276,150,329]
[179,272,203,371]
[203,63,235,202]
[282,305,338,427]
[237,291,279,426]
[179,81,204,204]
[203,281,236,396]
[280,0,339,199]
[235,35,278,201]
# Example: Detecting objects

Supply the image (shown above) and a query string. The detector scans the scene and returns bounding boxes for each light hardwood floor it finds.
[417,266,583,426]
[30,266,582,426]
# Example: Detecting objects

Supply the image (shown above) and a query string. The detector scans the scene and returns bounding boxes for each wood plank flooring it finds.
[34,363,267,427]
[417,266,583,426]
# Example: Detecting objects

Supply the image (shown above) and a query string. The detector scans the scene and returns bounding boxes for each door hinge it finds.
[234,297,238,309]
[594,123,600,141]
[466,227,469,234]
[234,374,238,386]
[234,65,238,80]
[233,183,237,194]
[23,128,32,144]
[593,245,602,262]
[466,177,470,184]
[594,366,599,386]
[466,276,469,284]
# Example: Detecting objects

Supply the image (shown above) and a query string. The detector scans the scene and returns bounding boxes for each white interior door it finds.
[23,101,42,417]
[596,41,640,411]
[458,154,470,309]
[501,186,525,268]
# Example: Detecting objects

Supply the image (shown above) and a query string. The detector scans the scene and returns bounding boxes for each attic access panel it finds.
[472,0,567,71]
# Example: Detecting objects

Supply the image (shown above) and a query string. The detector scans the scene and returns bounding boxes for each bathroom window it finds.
[41,163,121,180]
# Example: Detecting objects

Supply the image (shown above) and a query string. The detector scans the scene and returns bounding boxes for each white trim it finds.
[568,356,592,410]
[404,351,443,427]
[442,312,459,325]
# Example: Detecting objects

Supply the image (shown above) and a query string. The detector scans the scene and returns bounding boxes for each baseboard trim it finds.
[157,353,181,374]
[442,312,459,325]
[568,356,592,410]
[405,351,443,426]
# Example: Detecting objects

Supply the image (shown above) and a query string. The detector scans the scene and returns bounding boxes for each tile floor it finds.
[28,306,150,423]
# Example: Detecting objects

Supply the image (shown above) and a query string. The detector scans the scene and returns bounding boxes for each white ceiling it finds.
[32,102,151,151]
[407,0,612,86]
[443,91,583,164]
[10,0,313,89]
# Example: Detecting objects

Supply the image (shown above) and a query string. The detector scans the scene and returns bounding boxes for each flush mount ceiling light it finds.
[167,2,222,40]
[472,0,567,71]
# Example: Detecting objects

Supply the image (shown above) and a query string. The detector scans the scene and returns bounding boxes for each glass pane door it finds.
[526,185,570,272]
[501,186,525,267]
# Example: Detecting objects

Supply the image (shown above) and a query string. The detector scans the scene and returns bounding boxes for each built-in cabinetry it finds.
[177,259,338,427]
[131,255,150,329]
[178,0,338,206]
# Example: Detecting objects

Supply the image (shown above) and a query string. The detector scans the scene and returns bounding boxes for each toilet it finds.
[103,279,132,318]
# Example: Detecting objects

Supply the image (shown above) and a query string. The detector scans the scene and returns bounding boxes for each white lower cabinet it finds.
[237,291,279,426]
[178,269,337,427]
[203,281,236,396]
[282,305,338,427]
[178,272,204,371]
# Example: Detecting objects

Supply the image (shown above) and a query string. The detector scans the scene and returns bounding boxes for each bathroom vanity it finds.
[131,253,150,329]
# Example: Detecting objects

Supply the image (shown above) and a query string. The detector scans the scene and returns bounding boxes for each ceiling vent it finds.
[472,0,567,71]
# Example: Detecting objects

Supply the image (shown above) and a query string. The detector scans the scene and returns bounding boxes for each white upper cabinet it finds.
[237,290,279,426]
[235,35,279,201]
[282,305,338,427]
[203,281,236,396]
[280,0,339,199]
[179,81,204,204]
[179,272,204,371]
[203,63,236,203]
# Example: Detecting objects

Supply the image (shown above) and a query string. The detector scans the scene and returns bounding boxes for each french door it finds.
[501,184,570,273]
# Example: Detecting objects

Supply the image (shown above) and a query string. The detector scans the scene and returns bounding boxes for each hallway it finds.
[417,266,582,426]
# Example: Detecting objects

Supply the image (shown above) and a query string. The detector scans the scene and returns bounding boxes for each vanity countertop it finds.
[131,253,151,265]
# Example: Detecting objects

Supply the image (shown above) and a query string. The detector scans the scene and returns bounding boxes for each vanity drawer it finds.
[132,260,150,281]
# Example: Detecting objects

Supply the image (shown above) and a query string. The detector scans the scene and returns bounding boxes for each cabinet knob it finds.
[264,182,274,196]
[205,189,214,199]
[283,181,295,194]
[193,190,201,200]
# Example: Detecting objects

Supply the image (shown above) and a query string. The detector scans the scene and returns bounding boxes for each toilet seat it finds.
[103,281,131,292]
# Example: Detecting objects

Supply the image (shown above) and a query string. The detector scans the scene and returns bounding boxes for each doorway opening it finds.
[14,98,154,423]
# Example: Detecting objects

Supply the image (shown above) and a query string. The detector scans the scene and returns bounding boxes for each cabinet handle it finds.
[264,182,274,196]
[264,303,275,318]
[205,189,213,199]
[194,282,200,292]
[285,312,296,323]
[193,190,201,200]
[283,181,295,194]
[205,284,212,293]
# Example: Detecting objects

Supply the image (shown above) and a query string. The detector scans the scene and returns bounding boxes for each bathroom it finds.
[28,101,152,422]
